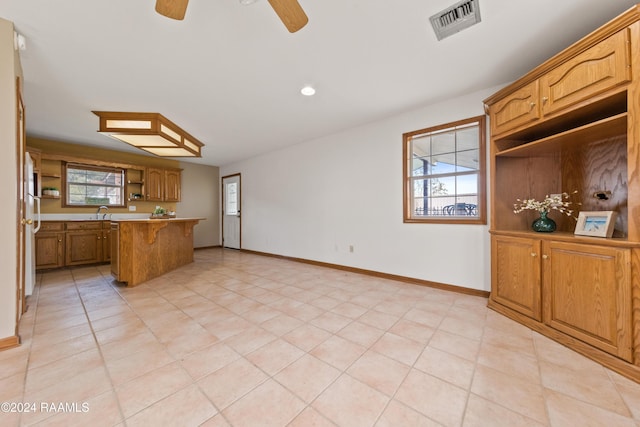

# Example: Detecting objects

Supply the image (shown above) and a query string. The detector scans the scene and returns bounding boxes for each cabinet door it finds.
[489,80,540,136]
[35,233,64,269]
[543,241,632,361]
[102,229,111,262]
[540,29,631,116]
[164,169,181,202]
[146,168,164,201]
[65,230,102,266]
[491,235,542,321]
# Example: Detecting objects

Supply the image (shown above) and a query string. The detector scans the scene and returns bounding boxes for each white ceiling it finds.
[2,0,637,166]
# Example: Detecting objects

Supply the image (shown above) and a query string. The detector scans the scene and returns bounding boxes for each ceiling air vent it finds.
[430,0,481,41]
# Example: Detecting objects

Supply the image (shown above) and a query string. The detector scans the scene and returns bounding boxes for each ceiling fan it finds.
[155,0,309,33]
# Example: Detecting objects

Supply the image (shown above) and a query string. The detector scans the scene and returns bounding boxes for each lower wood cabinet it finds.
[35,222,65,269]
[491,234,633,362]
[543,240,632,362]
[37,221,111,269]
[491,235,542,321]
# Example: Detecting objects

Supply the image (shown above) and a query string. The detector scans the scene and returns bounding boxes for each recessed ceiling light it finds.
[239,0,258,5]
[301,86,316,96]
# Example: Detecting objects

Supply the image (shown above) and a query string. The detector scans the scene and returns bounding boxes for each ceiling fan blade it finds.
[155,0,189,20]
[267,0,308,33]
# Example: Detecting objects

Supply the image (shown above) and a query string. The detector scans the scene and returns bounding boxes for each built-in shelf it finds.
[495,113,627,157]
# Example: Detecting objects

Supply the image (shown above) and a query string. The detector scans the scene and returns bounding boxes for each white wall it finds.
[177,161,220,248]
[0,18,19,341]
[221,86,503,292]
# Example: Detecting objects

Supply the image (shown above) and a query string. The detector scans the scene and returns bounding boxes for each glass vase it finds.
[532,210,556,232]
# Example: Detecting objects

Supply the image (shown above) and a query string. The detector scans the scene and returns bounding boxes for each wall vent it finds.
[430,0,481,41]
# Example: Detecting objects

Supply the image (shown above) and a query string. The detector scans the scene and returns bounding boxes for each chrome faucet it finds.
[96,205,109,219]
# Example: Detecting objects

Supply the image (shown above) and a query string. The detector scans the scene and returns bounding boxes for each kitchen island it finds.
[110,217,203,286]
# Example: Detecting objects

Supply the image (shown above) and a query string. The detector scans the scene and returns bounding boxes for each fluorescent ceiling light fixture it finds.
[92,111,204,157]
[301,85,316,96]
[239,0,259,4]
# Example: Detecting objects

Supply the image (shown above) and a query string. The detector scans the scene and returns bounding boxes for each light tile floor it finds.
[2,248,640,426]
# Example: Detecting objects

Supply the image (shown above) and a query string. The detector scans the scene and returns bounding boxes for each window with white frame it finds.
[403,116,486,223]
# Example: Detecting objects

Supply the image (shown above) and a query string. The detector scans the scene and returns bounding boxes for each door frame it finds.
[221,173,241,249]
[16,77,26,324]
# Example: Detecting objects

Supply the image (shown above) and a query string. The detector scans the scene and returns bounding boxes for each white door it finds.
[222,174,241,249]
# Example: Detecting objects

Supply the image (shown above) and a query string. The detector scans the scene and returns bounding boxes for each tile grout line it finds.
[69,269,128,427]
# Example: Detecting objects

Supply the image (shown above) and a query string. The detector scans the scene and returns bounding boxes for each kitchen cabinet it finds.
[145,167,181,202]
[146,167,164,201]
[164,168,181,202]
[484,5,640,382]
[65,221,103,266]
[102,221,111,262]
[35,222,65,269]
[126,167,145,202]
[36,220,111,269]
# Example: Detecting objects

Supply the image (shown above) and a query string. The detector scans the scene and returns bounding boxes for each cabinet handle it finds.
[529,102,536,109]
[58,239,62,242]
[542,254,549,259]
[97,236,101,240]
[542,96,548,104]
[530,252,537,257]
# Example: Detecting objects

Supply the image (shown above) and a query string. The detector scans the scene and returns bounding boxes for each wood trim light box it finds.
[93,111,204,157]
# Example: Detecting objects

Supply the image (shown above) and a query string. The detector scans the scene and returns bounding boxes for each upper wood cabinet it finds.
[146,167,164,201]
[164,168,181,202]
[489,28,632,137]
[540,29,631,117]
[145,167,181,202]
[489,80,541,137]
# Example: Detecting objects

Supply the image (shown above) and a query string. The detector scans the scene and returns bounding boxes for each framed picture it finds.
[574,211,617,238]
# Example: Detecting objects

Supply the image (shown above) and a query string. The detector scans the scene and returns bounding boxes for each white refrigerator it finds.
[24,152,40,296]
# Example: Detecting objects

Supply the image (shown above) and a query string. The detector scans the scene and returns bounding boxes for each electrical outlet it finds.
[349,245,354,253]
[129,205,136,211]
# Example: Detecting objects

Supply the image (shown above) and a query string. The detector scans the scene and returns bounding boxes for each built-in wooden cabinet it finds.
[126,167,145,202]
[489,80,540,136]
[164,168,181,202]
[489,28,631,138]
[540,29,631,117]
[485,5,640,382]
[65,221,104,266]
[491,235,542,321]
[146,167,181,202]
[35,222,65,269]
[37,220,111,269]
[543,240,632,361]
[146,167,164,201]
[102,221,111,263]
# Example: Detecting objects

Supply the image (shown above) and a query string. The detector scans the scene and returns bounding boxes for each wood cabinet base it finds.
[488,299,640,383]
[111,218,202,287]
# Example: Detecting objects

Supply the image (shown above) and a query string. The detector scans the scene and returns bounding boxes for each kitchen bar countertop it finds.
[110,218,203,286]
